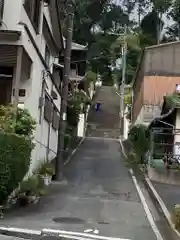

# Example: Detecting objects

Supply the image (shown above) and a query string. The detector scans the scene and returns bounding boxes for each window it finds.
[52,107,60,130]
[45,45,50,66]
[52,67,60,88]
[24,0,41,31]
[44,94,53,122]
[0,0,5,21]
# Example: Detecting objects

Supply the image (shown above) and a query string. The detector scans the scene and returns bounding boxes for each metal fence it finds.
[150,127,180,166]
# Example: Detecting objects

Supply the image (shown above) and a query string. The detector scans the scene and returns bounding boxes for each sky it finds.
[114,0,173,28]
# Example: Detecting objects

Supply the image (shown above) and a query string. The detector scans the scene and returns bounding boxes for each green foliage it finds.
[126,149,139,168]
[0,133,34,204]
[166,93,180,108]
[67,90,91,127]
[99,4,129,32]
[18,174,47,199]
[0,105,36,137]
[124,92,132,105]
[151,0,172,15]
[110,32,146,84]
[167,0,180,40]
[0,105,16,133]
[127,124,150,166]
[141,10,163,44]
[64,126,73,150]
[71,0,176,87]
[15,108,36,136]
[86,71,97,83]
[19,175,39,195]
[72,0,110,45]
[38,162,55,176]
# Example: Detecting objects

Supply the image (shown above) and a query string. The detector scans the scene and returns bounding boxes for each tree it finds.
[98,4,129,33]
[110,30,154,85]
[136,0,150,26]
[141,10,163,44]
[71,0,173,86]
[73,0,111,44]
[167,0,180,40]
[150,0,172,43]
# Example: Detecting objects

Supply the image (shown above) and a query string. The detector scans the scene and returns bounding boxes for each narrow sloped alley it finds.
[0,86,176,240]
[87,86,121,138]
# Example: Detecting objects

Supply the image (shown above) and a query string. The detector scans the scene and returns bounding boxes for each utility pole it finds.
[119,25,127,138]
[56,0,74,180]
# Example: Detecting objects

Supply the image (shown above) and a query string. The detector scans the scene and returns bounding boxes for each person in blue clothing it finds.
[95,101,101,112]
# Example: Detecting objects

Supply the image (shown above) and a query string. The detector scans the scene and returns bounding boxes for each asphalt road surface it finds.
[0,87,177,240]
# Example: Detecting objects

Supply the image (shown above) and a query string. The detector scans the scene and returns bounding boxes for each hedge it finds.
[0,133,34,204]
[127,124,150,165]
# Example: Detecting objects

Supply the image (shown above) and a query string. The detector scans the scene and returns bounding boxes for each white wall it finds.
[124,107,130,140]
[134,105,161,126]
[2,0,23,31]
[43,5,53,34]
[174,109,180,156]
[1,1,61,172]
[134,107,144,125]
[77,114,85,137]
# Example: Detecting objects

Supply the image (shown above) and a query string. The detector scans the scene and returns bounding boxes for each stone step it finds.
[86,126,121,139]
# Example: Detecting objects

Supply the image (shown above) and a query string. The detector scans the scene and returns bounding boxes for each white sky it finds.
[113,0,173,29]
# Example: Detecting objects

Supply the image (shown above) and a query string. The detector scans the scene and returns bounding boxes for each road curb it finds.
[144,177,180,238]
[119,139,180,238]
[0,226,41,239]
[0,226,130,240]
[64,137,85,166]
[42,229,130,240]
[119,139,164,240]
[119,139,127,158]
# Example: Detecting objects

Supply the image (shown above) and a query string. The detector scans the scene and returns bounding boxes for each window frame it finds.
[44,93,53,123]
[52,106,60,131]
[45,45,50,67]
[24,0,41,33]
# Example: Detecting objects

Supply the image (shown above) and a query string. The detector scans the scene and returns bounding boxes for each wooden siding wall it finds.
[132,80,144,123]
[145,43,180,75]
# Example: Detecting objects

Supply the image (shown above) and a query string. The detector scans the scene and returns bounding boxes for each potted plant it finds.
[17,175,41,206]
[38,162,55,186]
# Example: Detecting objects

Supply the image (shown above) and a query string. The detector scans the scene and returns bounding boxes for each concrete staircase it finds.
[87,86,121,139]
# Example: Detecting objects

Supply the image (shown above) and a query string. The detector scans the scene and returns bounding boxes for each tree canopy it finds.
[70,0,179,86]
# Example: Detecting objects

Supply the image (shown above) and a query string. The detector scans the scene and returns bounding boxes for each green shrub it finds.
[38,162,55,176]
[15,108,36,136]
[0,105,36,137]
[0,133,34,204]
[86,71,97,83]
[19,175,39,196]
[128,124,150,166]
[125,149,139,168]
[172,204,180,231]
[0,105,15,133]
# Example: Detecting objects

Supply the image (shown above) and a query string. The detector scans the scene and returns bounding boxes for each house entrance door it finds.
[0,77,12,105]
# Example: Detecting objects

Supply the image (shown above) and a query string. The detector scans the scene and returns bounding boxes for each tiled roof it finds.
[143,76,180,105]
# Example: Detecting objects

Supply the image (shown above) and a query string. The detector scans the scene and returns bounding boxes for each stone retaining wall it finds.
[148,166,180,185]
